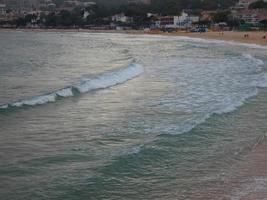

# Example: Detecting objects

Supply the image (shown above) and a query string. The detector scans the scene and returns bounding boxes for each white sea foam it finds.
[242,53,264,66]
[11,93,57,107]
[215,89,259,115]
[255,73,267,88]
[168,87,263,135]
[150,53,267,135]
[0,104,9,109]
[121,145,143,156]
[74,63,143,93]
[56,88,74,97]
[0,63,143,109]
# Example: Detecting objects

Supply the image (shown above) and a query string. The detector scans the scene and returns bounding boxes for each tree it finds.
[249,0,267,9]
[45,12,57,27]
[212,11,230,23]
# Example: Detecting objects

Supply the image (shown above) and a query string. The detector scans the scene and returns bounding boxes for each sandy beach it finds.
[150,30,267,46]
[1,28,267,46]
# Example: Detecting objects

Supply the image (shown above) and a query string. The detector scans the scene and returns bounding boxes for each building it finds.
[158,12,199,29]
[0,3,5,15]
[0,3,6,21]
[232,9,267,25]
[111,13,133,23]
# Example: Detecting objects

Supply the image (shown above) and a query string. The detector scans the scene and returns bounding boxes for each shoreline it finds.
[168,31,267,46]
[1,28,267,46]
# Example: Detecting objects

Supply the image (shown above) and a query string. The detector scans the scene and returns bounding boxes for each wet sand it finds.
[163,31,267,46]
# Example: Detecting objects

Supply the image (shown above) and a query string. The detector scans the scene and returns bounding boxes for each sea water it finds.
[0,31,267,199]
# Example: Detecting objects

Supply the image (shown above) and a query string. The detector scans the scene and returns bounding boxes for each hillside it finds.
[95,0,238,10]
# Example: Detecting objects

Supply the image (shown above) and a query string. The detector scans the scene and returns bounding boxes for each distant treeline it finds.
[10,5,154,28]
[249,0,267,9]
[149,0,238,15]
[52,0,238,12]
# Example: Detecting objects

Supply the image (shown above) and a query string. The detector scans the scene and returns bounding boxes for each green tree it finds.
[212,11,230,23]
[249,0,267,9]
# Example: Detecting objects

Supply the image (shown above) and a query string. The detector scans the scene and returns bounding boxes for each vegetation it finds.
[212,11,231,23]
[150,0,237,14]
[1,0,250,28]
[249,0,267,9]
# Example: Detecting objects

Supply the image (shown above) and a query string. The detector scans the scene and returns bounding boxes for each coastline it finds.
[1,28,267,46]
[157,31,267,46]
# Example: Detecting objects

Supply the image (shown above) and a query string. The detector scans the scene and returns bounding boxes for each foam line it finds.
[0,63,143,109]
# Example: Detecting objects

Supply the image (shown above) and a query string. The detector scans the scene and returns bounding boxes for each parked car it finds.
[191,27,208,32]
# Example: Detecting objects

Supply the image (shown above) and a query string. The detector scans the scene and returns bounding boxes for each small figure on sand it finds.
[244,34,249,38]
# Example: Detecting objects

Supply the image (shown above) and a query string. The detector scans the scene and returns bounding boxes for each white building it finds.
[158,12,199,29]
[111,13,133,23]
[175,12,199,28]
[0,4,6,21]
[0,3,6,14]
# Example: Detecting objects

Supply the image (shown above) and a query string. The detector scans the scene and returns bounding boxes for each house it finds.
[232,9,267,25]
[0,3,6,21]
[0,3,5,15]
[158,12,199,29]
[111,13,133,23]
[176,11,199,28]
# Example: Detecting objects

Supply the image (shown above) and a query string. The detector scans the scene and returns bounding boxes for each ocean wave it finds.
[0,63,143,109]
[254,73,267,88]
[120,145,143,156]
[75,63,143,93]
[242,53,264,66]
[155,54,266,135]
[171,86,264,135]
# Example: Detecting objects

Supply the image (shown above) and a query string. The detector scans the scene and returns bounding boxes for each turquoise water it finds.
[0,31,267,199]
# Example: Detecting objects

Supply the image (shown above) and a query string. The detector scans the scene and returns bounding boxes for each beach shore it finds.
[150,30,267,46]
[1,28,267,46]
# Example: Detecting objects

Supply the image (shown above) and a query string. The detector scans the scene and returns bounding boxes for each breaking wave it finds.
[148,54,267,135]
[0,63,143,109]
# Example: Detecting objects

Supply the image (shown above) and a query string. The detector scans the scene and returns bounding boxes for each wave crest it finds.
[0,63,143,109]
